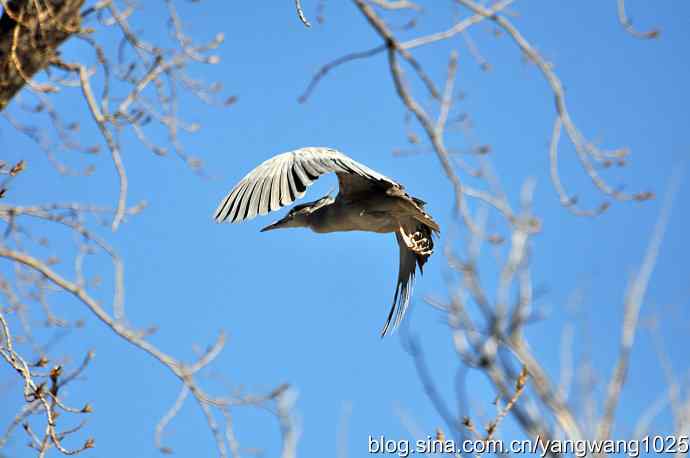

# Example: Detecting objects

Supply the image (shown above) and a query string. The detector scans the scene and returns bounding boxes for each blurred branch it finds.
[0,242,295,456]
[616,0,660,39]
[596,169,680,441]
[455,0,652,213]
[277,388,300,458]
[352,0,516,236]
[548,117,609,216]
[3,1,229,230]
[370,0,421,11]
[401,331,460,438]
[399,0,513,50]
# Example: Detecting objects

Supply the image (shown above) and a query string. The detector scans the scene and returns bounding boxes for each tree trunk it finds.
[0,0,84,111]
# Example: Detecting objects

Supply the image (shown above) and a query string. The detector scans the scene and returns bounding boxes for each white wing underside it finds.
[214,147,398,224]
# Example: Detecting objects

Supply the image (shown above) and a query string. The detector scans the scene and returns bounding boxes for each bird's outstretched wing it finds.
[381,223,435,337]
[214,147,398,223]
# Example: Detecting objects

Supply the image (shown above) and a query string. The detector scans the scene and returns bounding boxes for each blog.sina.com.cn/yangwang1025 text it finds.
[368,434,690,457]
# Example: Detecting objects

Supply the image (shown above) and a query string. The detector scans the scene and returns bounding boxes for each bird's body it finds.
[309,200,397,234]
[214,147,439,336]
[301,194,422,234]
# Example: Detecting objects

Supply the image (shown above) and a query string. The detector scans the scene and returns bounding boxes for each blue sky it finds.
[1,1,689,457]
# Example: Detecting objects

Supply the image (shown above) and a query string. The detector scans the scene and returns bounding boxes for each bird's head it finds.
[260,207,307,232]
[260,196,333,232]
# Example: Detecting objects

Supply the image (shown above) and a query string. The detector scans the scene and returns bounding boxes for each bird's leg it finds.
[398,225,414,248]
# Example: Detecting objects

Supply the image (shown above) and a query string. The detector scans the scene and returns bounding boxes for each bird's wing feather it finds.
[381,232,418,337]
[336,172,397,201]
[214,147,399,223]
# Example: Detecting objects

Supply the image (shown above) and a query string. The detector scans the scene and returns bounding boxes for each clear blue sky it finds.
[1,1,689,457]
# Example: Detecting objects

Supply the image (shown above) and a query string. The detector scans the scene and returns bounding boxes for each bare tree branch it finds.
[617,0,660,39]
[295,0,311,27]
[596,169,680,441]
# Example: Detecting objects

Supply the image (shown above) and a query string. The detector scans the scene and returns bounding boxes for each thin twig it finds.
[617,0,660,39]
[295,0,311,27]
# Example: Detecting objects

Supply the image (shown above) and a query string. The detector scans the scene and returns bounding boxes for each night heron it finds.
[214,147,440,336]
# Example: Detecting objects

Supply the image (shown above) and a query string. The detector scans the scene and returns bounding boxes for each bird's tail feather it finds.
[381,222,435,337]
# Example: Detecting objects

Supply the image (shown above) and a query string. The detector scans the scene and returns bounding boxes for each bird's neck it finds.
[306,201,342,233]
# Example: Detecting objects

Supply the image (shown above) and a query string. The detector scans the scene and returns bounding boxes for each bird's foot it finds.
[411,231,433,256]
[399,227,433,256]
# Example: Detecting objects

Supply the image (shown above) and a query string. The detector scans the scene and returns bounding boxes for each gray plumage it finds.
[214,147,440,336]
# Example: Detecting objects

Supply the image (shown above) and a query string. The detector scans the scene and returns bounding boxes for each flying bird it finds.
[214,147,440,336]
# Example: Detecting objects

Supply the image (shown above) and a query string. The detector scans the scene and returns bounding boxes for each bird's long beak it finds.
[260,215,290,232]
